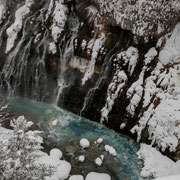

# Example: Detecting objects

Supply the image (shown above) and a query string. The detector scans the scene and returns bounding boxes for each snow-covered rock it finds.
[80,138,90,148]
[159,23,180,65]
[50,148,63,159]
[104,145,117,156]
[78,155,85,163]
[137,144,180,178]
[39,153,71,180]
[69,175,84,180]
[96,138,103,144]
[85,172,111,180]
[95,157,103,166]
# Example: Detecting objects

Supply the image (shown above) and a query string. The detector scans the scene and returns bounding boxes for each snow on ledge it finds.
[137,144,180,178]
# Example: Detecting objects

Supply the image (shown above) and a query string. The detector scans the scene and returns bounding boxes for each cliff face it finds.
[0,0,179,160]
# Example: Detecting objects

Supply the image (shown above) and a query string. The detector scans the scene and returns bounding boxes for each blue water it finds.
[8,97,143,180]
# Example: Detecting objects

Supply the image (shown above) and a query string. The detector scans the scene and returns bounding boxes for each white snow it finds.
[51,0,68,42]
[100,70,127,123]
[78,155,85,163]
[159,23,180,65]
[96,138,103,144]
[147,98,180,152]
[155,175,180,180]
[137,144,180,178]
[39,150,71,180]
[50,148,62,159]
[95,157,103,166]
[144,47,158,65]
[82,33,105,85]
[6,0,34,53]
[126,71,144,116]
[126,47,139,75]
[49,42,57,54]
[69,175,84,180]
[104,145,117,156]
[85,172,111,180]
[80,138,90,148]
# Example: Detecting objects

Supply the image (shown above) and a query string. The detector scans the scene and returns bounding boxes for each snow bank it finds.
[85,172,111,180]
[137,144,180,178]
[39,150,71,180]
[159,23,180,65]
[148,99,180,152]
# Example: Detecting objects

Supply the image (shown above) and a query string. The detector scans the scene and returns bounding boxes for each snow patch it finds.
[159,23,180,65]
[137,144,180,178]
[6,0,34,53]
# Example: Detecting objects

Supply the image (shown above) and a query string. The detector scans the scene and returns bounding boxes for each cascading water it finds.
[0,11,49,101]
[80,31,130,116]
[54,13,79,106]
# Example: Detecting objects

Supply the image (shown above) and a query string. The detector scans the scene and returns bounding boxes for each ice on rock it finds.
[85,172,111,180]
[80,138,90,148]
[78,155,85,162]
[104,145,117,156]
[69,175,84,180]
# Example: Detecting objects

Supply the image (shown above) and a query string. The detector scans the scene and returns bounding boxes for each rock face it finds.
[0,0,179,160]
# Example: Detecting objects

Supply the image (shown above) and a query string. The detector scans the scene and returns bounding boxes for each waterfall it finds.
[54,13,79,106]
[0,9,49,101]
[80,32,126,115]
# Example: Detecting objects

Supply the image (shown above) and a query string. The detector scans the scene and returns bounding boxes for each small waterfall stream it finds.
[80,31,130,116]
[54,13,79,106]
